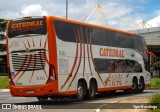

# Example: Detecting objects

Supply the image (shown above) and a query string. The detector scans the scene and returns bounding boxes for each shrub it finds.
[151,78,160,88]
[150,93,160,112]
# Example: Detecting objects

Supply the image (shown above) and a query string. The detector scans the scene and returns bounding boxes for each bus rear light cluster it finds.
[8,68,15,86]
[46,64,56,84]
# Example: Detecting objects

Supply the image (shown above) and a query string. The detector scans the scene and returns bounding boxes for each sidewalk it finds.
[100,97,151,112]
[0,89,9,92]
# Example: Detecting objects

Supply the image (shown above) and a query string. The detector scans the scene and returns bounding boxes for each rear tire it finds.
[124,78,138,94]
[87,81,96,100]
[37,96,48,102]
[131,78,138,93]
[76,82,85,101]
[138,78,145,93]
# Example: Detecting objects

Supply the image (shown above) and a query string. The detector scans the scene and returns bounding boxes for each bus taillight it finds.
[8,68,15,85]
[46,64,56,83]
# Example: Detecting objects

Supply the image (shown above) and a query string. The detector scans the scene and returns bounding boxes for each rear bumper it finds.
[145,84,151,87]
[10,81,58,97]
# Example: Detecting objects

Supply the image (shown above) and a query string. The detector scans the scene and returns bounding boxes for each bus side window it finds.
[117,60,126,73]
[126,60,132,73]
[134,62,143,72]
[114,62,120,73]
[107,61,115,73]
[131,36,141,52]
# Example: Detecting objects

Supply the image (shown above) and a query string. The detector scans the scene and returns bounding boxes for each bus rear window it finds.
[8,17,47,38]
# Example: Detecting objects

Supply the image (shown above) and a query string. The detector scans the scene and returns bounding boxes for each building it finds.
[0,36,7,76]
[130,27,160,76]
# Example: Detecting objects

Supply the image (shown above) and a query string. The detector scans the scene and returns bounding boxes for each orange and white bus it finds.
[6,16,151,101]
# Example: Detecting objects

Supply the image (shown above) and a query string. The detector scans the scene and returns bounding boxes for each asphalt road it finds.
[0,89,160,112]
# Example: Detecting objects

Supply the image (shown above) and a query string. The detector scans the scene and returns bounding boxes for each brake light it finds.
[23,16,31,18]
[46,64,56,83]
[8,68,15,85]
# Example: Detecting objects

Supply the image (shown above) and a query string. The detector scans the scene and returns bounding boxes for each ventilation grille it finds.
[11,49,46,71]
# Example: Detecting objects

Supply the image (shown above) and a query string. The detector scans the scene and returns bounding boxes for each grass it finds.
[151,77,160,88]
[0,76,159,89]
[0,76,9,89]
[150,93,160,112]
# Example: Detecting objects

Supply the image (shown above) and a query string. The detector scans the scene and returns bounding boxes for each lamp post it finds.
[66,0,68,19]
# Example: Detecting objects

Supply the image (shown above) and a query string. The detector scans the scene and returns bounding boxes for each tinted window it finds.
[91,28,109,46]
[131,35,141,52]
[54,20,132,49]
[94,58,143,73]
[117,33,131,48]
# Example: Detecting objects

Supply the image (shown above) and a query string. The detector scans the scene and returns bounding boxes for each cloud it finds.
[0,0,159,30]
[0,11,21,19]
[21,4,48,16]
[147,15,160,27]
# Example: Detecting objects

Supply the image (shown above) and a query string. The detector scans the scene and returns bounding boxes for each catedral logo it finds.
[100,48,124,57]
[11,21,43,29]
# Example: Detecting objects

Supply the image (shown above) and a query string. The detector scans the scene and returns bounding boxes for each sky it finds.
[0,0,160,30]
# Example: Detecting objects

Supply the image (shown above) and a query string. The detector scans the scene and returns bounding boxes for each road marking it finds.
[96,104,106,112]
[96,100,119,112]
[111,100,118,103]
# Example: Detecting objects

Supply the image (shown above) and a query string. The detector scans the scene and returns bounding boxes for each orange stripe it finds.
[89,32,105,87]
[43,38,49,64]
[29,54,37,83]
[13,55,28,80]
[15,71,25,83]
[98,85,132,92]
[47,17,58,87]
[86,28,93,77]
[60,25,79,91]
[66,25,83,91]
[81,27,85,78]
[44,51,49,64]
[145,84,151,87]
[32,39,35,47]
[27,39,31,48]
[39,50,48,78]
[6,20,12,68]
[58,90,78,96]
[23,42,27,49]
[44,38,48,48]
[40,38,42,47]
[16,55,33,82]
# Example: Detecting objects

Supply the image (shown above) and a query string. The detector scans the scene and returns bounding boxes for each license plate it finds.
[26,90,34,94]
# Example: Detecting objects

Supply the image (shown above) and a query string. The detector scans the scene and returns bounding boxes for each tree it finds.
[0,18,8,40]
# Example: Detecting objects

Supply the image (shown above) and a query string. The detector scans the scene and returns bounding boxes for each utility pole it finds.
[66,0,68,19]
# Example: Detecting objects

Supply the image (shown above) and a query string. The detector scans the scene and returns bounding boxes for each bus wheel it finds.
[138,78,145,93]
[37,96,48,102]
[131,78,138,93]
[76,82,85,101]
[87,81,96,100]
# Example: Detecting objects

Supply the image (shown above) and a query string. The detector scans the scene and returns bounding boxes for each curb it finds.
[0,89,10,92]
[145,88,160,90]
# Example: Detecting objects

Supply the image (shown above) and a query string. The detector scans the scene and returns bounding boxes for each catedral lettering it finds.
[100,48,124,57]
[11,21,43,29]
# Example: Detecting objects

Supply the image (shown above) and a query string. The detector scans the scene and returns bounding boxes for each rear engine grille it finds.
[11,49,46,71]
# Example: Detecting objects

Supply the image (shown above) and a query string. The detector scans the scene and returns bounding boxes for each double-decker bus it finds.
[6,16,151,101]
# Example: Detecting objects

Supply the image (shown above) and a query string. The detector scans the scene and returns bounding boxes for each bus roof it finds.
[10,16,135,35]
[52,16,135,35]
